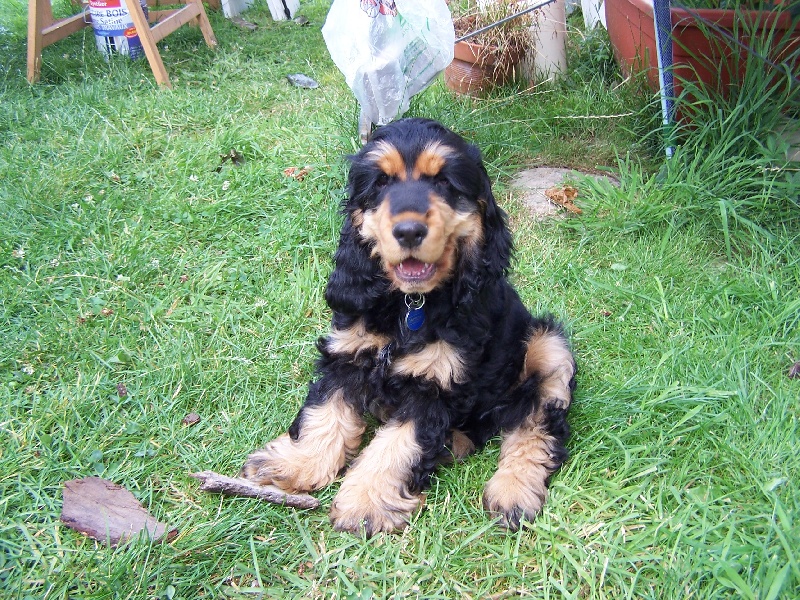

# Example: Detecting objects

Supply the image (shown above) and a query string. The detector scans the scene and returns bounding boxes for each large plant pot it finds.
[605,0,800,97]
[445,40,523,95]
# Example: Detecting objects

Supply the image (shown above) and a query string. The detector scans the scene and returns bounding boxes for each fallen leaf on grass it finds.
[544,185,582,214]
[789,361,800,379]
[182,412,201,426]
[60,477,176,546]
[283,166,311,180]
[229,16,257,31]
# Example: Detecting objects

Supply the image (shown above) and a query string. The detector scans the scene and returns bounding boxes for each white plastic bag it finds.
[322,0,454,135]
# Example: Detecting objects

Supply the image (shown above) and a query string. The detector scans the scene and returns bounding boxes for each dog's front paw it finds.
[482,469,548,531]
[241,433,340,494]
[329,478,421,536]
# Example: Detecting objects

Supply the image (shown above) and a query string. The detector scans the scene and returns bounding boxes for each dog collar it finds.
[404,293,426,331]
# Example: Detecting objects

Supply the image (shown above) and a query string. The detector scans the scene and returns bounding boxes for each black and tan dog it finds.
[242,118,575,535]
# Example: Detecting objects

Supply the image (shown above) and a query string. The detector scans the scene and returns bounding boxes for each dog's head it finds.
[326,118,511,314]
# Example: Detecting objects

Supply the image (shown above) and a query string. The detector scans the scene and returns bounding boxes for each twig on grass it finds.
[190,471,320,509]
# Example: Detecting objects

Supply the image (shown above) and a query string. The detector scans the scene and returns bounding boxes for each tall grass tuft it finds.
[579,5,800,254]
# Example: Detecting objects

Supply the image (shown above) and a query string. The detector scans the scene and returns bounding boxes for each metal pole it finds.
[653,0,675,158]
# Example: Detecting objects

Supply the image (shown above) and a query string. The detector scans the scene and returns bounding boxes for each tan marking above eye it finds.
[367,141,406,181]
[412,143,451,180]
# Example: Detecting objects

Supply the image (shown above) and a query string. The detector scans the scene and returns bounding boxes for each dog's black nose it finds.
[392,221,428,248]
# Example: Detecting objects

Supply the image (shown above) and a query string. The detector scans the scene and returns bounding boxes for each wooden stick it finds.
[189,471,320,510]
[125,0,171,88]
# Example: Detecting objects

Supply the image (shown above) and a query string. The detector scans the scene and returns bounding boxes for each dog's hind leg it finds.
[241,387,366,494]
[482,323,575,530]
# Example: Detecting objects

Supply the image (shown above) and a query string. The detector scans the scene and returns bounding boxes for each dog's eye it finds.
[433,175,451,192]
[375,173,390,189]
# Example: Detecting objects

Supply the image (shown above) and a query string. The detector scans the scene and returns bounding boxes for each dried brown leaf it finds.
[789,361,800,379]
[182,412,201,426]
[60,477,176,546]
[545,185,582,214]
[283,166,311,180]
[230,16,258,31]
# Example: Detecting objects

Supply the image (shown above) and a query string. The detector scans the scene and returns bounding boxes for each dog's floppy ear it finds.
[452,147,512,305]
[325,214,387,315]
[478,163,512,279]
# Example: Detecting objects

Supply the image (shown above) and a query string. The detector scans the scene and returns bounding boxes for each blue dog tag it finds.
[405,306,425,331]
[404,294,426,331]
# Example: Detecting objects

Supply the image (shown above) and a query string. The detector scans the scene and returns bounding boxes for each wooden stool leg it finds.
[188,0,217,49]
[126,0,171,87]
[27,0,53,83]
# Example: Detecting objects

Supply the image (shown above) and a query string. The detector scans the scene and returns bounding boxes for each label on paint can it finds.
[89,0,148,60]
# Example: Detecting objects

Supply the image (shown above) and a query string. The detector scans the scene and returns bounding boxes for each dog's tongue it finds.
[397,259,434,279]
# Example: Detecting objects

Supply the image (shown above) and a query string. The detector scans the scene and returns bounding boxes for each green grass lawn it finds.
[1,0,799,598]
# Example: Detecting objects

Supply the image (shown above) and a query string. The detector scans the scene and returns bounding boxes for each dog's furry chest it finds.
[324,284,532,426]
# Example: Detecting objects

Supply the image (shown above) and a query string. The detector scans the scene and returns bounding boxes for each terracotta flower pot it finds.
[605,0,800,98]
[445,40,524,95]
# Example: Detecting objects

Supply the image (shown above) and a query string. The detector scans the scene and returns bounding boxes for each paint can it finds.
[89,0,149,60]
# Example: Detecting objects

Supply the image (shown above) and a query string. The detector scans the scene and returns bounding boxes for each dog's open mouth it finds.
[395,258,436,283]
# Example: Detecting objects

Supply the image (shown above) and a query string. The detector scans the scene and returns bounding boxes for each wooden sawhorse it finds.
[27,0,219,88]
